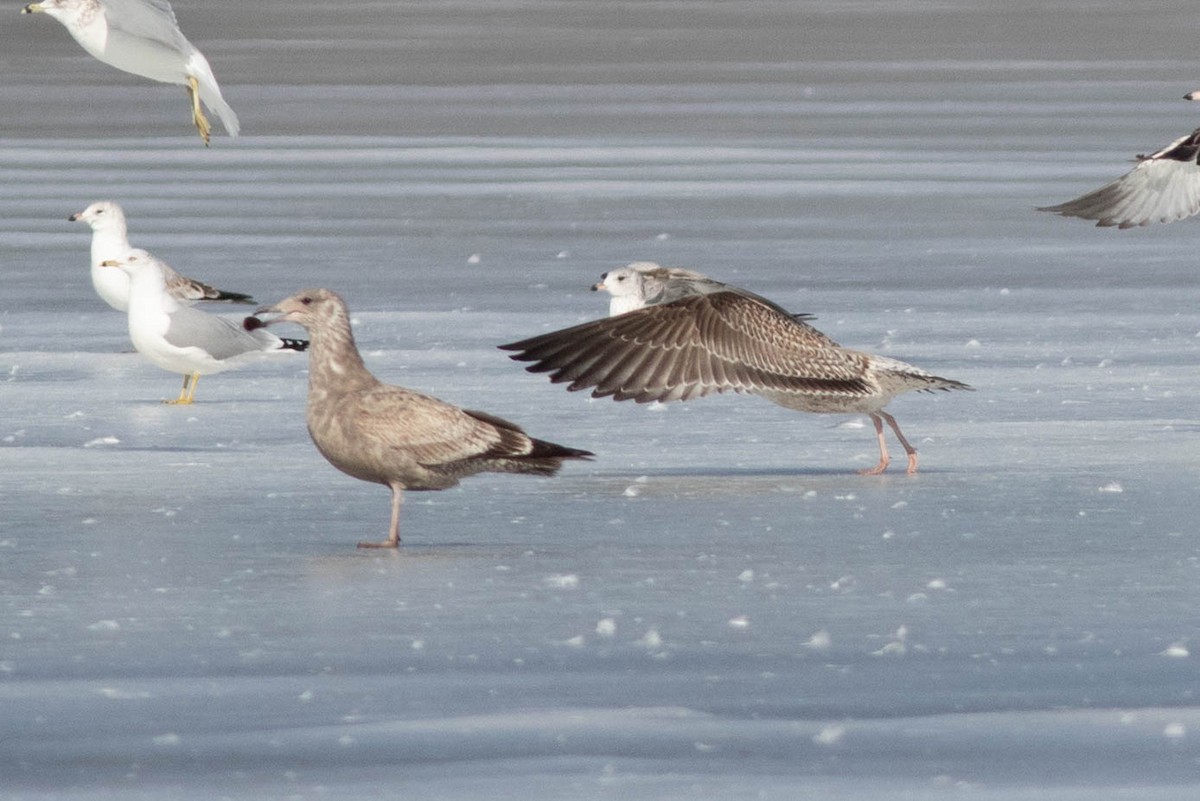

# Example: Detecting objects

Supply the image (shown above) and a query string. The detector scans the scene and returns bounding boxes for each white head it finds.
[70,200,127,234]
[22,0,96,25]
[100,248,164,283]
[592,265,652,316]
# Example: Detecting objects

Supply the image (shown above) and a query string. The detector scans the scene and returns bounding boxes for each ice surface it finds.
[4,1,1200,798]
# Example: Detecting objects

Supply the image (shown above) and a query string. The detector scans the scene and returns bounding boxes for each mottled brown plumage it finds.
[250,289,592,548]
[501,282,971,474]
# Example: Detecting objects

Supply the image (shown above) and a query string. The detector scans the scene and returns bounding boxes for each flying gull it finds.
[102,249,305,404]
[22,0,239,144]
[501,275,971,475]
[1039,92,1200,228]
[72,200,253,312]
[247,288,593,548]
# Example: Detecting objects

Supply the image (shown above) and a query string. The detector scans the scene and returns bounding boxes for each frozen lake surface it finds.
[4,1,1200,798]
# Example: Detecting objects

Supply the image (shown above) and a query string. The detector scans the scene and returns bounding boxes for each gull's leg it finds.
[880,410,919,475]
[165,373,193,405]
[184,373,201,404]
[186,75,212,146]
[857,413,891,475]
[358,484,403,549]
[165,373,200,405]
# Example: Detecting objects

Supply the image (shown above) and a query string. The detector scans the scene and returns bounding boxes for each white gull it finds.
[102,249,305,404]
[71,200,252,312]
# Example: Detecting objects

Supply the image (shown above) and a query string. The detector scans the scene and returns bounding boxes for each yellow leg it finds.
[186,76,211,146]
[165,373,200,405]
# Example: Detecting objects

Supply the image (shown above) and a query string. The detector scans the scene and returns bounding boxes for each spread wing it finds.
[1039,127,1200,228]
[500,291,872,403]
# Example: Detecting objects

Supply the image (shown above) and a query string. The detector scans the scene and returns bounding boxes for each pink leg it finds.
[857,413,891,475]
[358,484,403,548]
[879,410,919,475]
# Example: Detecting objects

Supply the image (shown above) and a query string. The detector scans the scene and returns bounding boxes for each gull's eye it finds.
[300,296,313,306]
[616,275,626,282]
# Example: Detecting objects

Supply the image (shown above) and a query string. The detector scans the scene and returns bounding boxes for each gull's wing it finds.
[163,305,273,360]
[345,386,528,468]
[500,291,870,403]
[1039,128,1200,228]
[102,0,191,51]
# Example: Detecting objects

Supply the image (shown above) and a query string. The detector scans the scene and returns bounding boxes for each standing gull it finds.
[501,276,971,475]
[1039,92,1200,228]
[102,249,305,404]
[22,0,239,144]
[246,288,593,548]
[71,200,253,311]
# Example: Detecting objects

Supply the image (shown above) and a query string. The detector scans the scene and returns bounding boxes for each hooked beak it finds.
[68,211,82,221]
[99,259,120,268]
[22,3,45,14]
[1186,90,1200,101]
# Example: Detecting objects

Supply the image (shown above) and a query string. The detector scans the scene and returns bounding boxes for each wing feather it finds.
[500,291,871,404]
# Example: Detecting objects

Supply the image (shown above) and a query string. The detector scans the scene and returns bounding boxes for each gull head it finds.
[592,265,650,299]
[22,0,84,20]
[99,248,160,277]
[69,200,126,231]
[248,288,349,335]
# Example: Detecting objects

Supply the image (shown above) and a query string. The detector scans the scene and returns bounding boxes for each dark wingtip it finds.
[280,337,309,352]
[219,292,256,304]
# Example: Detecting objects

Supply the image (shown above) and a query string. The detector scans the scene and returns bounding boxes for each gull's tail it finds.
[188,52,240,137]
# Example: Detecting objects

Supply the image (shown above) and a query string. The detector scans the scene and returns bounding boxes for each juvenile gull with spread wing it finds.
[247,288,593,548]
[22,0,239,144]
[72,200,253,311]
[102,249,305,404]
[502,273,970,475]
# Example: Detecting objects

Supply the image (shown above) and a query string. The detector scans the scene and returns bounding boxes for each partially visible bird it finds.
[593,262,814,322]
[102,249,305,404]
[246,288,593,548]
[71,200,253,311]
[501,276,971,475]
[22,0,239,144]
[1039,92,1200,228]
[593,262,717,316]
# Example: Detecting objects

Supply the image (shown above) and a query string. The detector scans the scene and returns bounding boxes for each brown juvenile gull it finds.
[1039,92,1200,228]
[71,200,253,311]
[247,288,594,548]
[500,277,971,475]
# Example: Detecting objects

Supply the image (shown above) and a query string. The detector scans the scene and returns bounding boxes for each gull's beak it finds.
[99,259,120,268]
[68,212,81,221]
[245,301,286,331]
[22,3,45,14]
[1186,90,1200,101]
[591,279,608,292]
